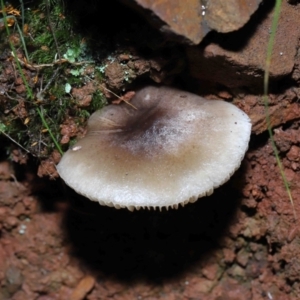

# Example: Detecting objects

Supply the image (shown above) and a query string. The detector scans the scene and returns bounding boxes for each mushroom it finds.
[57,86,251,211]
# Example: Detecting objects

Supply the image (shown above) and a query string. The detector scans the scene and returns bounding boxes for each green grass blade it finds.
[1,0,64,156]
[263,0,296,219]
[1,0,33,99]
[36,107,63,155]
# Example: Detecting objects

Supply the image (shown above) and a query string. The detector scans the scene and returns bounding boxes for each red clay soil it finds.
[0,119,300,299]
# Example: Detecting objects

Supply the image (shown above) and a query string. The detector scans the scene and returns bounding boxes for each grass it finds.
[0,0,107,158]
[1,0,62,155]
[262,0,296,219]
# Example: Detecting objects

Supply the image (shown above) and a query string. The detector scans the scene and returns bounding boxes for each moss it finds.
[0,0,108,158]
[1,0,174,161]
[25,1,77,64]
[90,90,107,111]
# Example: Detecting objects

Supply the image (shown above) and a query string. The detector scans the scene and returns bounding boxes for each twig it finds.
[4,92,23,103]
[0,129,30,153]
[101,86,137,110]
[41,67,59,91]
[11,54,94,70]
[36,67,60,100]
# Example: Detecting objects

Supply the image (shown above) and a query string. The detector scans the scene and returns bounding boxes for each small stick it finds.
[11,53,93,70]
[101,86,137,110]
[0,129,30,153]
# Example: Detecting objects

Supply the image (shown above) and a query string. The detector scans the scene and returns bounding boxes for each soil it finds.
[2,121,300,300]
[1,1,300,300]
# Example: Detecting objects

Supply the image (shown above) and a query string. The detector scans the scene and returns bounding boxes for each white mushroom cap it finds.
[57,86,251,210]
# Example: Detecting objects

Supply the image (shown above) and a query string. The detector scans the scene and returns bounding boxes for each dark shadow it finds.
[0,138,251,283]
[63,0,169,59]
[62,170,245,282]
[63,0,275,55]
[248,130,270,150]
[62,0,187,90]
[6,151,67,213]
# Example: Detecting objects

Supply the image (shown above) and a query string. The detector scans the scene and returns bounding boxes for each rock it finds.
[205,0,261,33]
[5,265,23,294]
[0,161,13,180]
[223,248,236,264]
[183,277,215,297]
[105,62,125,90]
[287,145,300,162]
[228,264,246,278]
[71,82,96,107]
[236,249,250,267]
[250,102,300,135]
[60,118,79,145]
[121,0,204,44]
[212,278,252,300]
[37,150,61,179]
[4,216,19,230]
[121,0,262,44]
[187,1,300,88]
[70,275,95,300]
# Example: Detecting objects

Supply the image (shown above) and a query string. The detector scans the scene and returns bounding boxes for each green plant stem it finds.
[263,0,296,219]
[1,1,33,98]
[1,0,64,156]
[3,15,30,61]
[19,0,25,30]
[37,107,63,155]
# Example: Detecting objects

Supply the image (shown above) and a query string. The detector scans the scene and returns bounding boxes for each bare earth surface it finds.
[1,121,300,299]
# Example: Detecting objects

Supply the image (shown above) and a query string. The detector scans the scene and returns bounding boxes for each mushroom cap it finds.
[57,86,251,210]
